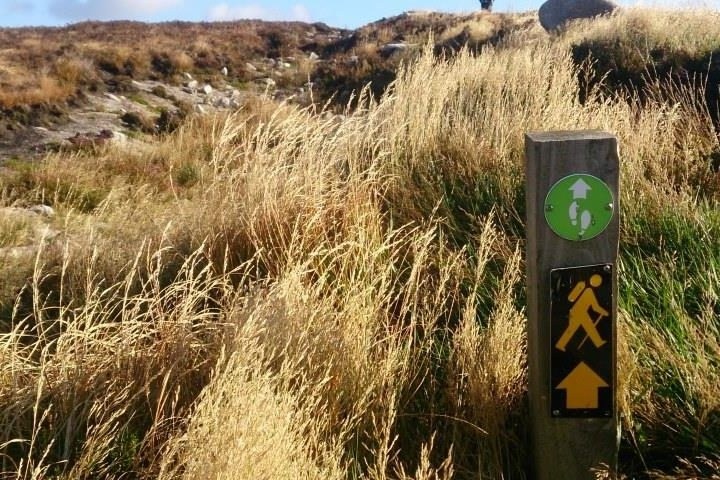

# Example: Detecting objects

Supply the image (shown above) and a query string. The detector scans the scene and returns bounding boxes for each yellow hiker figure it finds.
[555,274,609,352]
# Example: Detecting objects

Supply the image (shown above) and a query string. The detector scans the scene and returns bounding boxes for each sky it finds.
[0,0,718,29]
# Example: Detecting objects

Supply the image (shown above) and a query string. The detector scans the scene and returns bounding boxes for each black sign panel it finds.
[550,264,613,418]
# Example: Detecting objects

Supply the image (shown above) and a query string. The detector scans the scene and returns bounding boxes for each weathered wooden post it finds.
[525,131,620,479]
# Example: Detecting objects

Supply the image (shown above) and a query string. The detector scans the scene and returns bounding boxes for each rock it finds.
[281,62,291,68]
[380,43,413,56]
[187,80,199,90]
[309,52,320,61]
[214,97,231,108]
[184,72,194,80]
[195,104,206,114]
[105,93,122,102]
[538,0,618,31]
[111,131,128,144]
[265,78,277,87]
[29,205,55,217]
[221,66,228,76]
[348,55,359,64]
[202,84,214,95]
[245,62,257,72]
[231,89,241,98]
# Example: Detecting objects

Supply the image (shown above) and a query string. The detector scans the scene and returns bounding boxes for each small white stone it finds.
[29,205,55,217]
[111,131,128,144]
[214,97,231,108]
[202,84,213,95]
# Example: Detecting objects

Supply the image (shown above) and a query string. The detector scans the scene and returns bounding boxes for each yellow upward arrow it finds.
[556,362,608,409]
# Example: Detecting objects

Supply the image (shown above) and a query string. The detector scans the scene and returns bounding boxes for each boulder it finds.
[538,0,617,31]
[202,84,214,95]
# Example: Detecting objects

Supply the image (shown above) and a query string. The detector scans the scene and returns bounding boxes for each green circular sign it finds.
[544,174,614,241]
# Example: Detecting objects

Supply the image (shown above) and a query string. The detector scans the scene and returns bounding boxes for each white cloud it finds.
[49,0,182,21]
[208,3,312,22]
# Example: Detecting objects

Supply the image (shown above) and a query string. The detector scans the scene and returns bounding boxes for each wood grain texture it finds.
[525,131,620,479]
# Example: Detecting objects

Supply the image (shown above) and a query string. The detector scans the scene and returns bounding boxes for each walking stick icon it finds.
[577,312,607,350]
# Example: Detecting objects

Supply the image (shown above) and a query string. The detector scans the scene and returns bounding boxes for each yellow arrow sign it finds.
[556,361,608,409]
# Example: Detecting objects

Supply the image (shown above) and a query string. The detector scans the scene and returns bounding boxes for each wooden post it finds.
[525,131,620,479]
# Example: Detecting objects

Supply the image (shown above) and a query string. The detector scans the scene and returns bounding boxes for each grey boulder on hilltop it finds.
[538,0,618,31]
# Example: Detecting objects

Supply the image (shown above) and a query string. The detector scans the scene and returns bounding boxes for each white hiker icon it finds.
[569,179,592,235]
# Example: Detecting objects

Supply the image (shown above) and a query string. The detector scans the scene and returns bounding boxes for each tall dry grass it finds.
[0,18,718,479]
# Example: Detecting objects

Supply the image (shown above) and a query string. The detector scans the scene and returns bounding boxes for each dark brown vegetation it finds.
[0,12,536,122]
[0,20,343,107]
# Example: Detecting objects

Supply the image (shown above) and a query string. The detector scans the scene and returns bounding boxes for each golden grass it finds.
[0,74,75,108]
[0,14,718,478]
[560,8,720,58]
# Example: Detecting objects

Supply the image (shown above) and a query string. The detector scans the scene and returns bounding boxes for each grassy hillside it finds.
[0,8,719,479]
